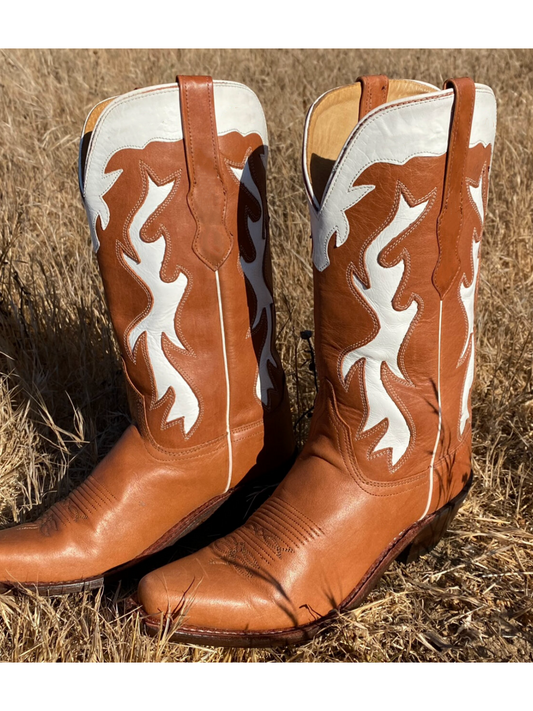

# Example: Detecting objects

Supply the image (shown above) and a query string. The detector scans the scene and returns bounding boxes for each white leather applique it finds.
[83,82,268,251]
[231,154,276,405]
[309,87,497,272]
[124,175,199,434]
[341,193,429,466]
[458,176,484,435]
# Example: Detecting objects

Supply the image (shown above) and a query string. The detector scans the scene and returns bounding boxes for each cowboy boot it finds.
[137,75,497,647]
[0,75,295,594]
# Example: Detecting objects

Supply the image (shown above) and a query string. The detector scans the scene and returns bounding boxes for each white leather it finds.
[459,331,476,437]
[306,85,497,272]
[468,176,485,223]
[82,81,268,251]
[458,177,484,435]
[231,154,276,404]
[124,176,200,434]
[341,194,428,466]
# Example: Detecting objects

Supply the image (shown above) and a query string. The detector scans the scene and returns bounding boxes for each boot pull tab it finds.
[177,75,233,271]
[433,77,476,299]
[356,75,389,120]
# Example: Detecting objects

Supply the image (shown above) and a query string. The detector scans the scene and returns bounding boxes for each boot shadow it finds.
[0,267,128,525]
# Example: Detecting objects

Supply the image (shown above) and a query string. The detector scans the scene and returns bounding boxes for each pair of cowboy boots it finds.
[0,73,496,648]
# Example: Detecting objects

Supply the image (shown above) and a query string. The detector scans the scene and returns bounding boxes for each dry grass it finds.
[0,48,532,662]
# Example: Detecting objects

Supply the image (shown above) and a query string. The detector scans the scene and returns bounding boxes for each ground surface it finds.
[0,48,532,662]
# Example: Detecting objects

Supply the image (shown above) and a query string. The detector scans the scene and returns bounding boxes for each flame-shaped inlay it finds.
[341,193,428,466]
[231,155,276,405]
[123,175,199,433]
[311,180,375,273]
[458,174,484,435]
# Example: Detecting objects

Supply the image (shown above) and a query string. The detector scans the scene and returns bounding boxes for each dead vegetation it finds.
[0,48,531,662]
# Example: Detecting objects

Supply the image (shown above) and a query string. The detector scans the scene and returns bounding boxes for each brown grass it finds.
[0,48,532,662]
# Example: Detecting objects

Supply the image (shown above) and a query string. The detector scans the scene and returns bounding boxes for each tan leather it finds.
[357,75,389,119]
[305,78,439,205]
[0,76,294,587]
[138,76,496,635]
[178,75,233,270]
[434,78,476,298]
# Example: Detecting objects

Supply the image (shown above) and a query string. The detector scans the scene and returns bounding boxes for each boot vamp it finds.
[0,425,228,585]
[137,447,436,632]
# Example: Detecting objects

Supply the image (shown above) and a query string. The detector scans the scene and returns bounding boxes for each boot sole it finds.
[140,474,473,648]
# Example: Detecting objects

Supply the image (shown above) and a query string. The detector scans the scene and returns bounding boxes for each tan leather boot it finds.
[0,75,294,594]
[137,75,497,647]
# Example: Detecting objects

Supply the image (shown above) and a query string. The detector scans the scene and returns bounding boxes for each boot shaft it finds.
[79,77,289,455]
[303,76,496,497]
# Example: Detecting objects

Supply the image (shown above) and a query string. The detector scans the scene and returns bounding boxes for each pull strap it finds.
[177,75,233,270]
[433,77,476,298]
[357,75,389,120]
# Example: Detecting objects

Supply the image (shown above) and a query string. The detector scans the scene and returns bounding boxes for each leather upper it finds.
[138,76,497,633]
[0,76,294,586]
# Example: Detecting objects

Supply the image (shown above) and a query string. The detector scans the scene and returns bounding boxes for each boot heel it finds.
[397,476,472,565]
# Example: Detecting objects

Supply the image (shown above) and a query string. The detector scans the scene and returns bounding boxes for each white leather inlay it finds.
[307,86,497,272]
[458,177,484,435]
[341,193,428,466]
[124,176,199,433]
[82,81,268,251]
[231,154,276,404]
[468,176,485,223]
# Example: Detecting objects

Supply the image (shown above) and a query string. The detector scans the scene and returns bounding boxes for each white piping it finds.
[215,270,233,492]
[421,299,443,519]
